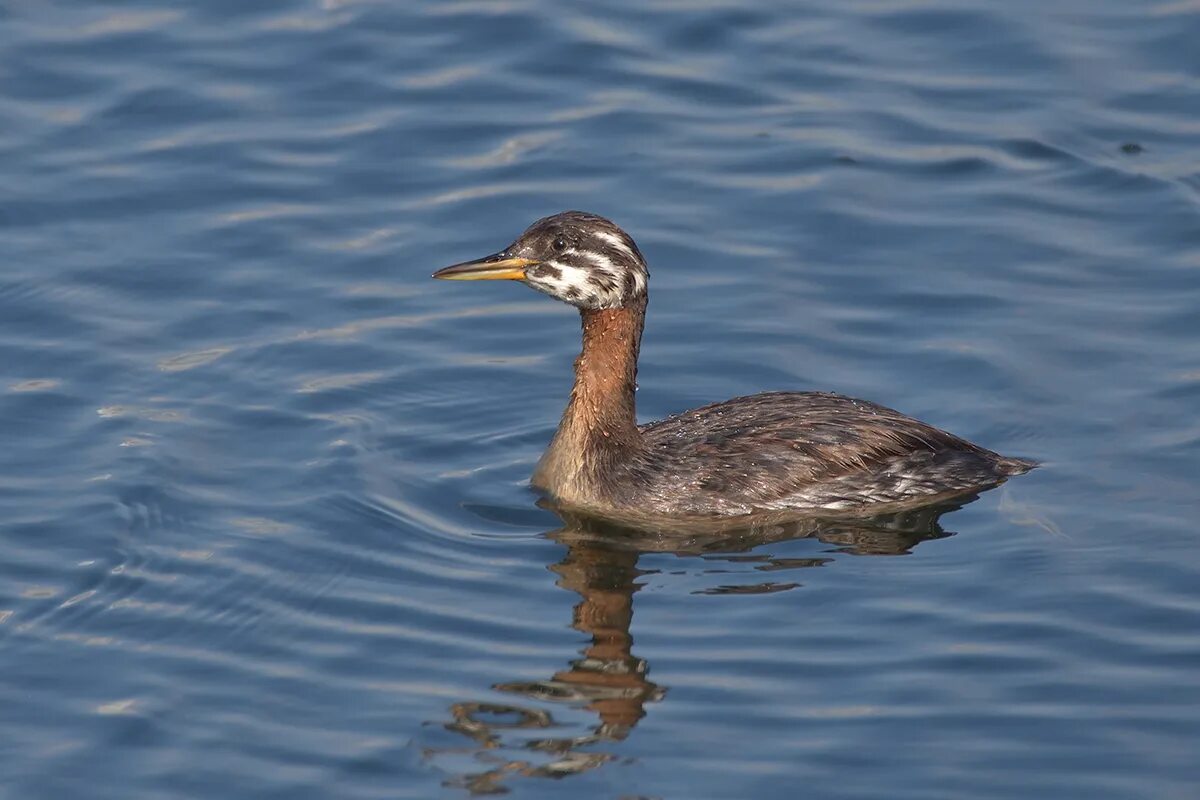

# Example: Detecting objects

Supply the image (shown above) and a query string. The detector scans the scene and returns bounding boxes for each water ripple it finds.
[1,0,1198,798]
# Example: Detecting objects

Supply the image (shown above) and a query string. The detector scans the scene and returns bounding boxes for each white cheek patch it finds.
[527,246,647,309]
[549,262,593,291]
[527,260,603,306]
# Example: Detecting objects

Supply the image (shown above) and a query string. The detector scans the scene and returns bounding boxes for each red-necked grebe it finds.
[433,211,1034,518]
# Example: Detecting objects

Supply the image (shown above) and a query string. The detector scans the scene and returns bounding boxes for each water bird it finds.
[433,211,1034,519]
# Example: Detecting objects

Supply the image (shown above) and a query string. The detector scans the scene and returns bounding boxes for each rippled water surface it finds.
[3,1,1199,797]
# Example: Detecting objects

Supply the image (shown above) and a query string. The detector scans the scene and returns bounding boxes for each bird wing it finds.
[637,392,1006,510]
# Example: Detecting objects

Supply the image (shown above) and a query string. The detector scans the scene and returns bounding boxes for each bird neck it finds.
[534,297,646,503]
[570,297,644,442]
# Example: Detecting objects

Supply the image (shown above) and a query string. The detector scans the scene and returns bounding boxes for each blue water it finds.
[2,1,1199,797]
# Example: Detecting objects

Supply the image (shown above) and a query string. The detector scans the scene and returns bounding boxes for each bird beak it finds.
[431,253,538,282]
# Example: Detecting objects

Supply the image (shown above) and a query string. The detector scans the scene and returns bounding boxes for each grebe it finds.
[433,211,1034,518]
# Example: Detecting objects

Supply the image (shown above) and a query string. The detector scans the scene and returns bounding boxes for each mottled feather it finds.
[624,392,1033,515]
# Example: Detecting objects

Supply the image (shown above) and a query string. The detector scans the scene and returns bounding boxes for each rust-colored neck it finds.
[570,297,644,443]
[532,297,646,504]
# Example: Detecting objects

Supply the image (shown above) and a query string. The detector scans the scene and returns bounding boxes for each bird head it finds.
[433,211,648,310]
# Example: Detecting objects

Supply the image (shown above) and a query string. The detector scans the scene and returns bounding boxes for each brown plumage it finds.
[434,211,1035,520]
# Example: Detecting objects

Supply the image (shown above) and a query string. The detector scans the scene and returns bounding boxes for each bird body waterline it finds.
[433,211,1035,519]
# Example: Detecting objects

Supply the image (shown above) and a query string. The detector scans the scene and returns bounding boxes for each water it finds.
[2,1,1198,797]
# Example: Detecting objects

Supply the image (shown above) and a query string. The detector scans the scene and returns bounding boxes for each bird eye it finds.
[552,237,567,252]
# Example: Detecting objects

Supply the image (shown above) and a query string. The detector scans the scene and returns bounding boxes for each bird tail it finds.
[996,456,1038,476]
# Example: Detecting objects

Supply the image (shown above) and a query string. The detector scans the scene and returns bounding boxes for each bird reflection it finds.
[431,496,974,794]
[496,525,663,742]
